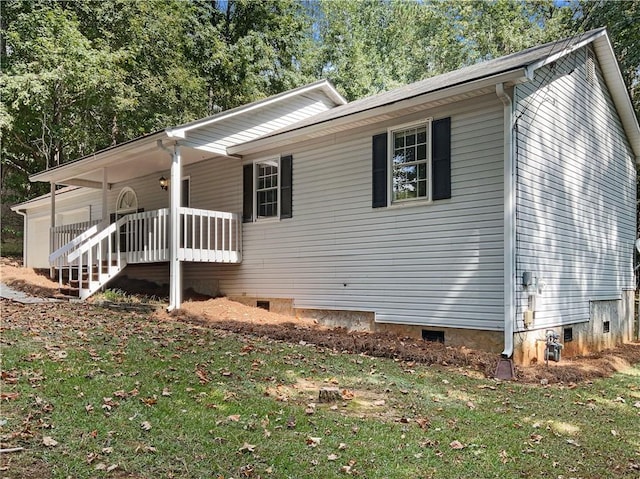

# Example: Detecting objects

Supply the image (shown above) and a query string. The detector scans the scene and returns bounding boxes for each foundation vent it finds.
[563,327,573,343]
[603,321,610,333]
[257,301,270,311]
[422,330,445,344]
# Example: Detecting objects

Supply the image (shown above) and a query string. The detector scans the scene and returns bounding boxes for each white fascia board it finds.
[165,80,347,139]
[29,131,167,184]
[524,28,607,79]
[229,69,528,155]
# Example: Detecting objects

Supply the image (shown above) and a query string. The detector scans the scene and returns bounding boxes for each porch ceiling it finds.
[30,134,227,188]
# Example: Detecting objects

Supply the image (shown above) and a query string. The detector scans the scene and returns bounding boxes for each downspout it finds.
[496,83,516,358]
[15,209,27,267]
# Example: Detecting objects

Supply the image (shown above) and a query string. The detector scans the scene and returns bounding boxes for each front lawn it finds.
[1,300,639,478]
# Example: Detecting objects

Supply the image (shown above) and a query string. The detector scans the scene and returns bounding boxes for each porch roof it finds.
[29,80,346,187]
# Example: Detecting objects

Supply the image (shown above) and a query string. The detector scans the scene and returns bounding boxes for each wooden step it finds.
[58,286,80,297]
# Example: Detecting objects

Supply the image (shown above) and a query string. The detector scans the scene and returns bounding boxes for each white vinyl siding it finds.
[213,94,506,331]
[514,47,636,330]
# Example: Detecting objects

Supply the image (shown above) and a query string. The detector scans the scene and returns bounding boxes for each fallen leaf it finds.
[306,437,322,447]
[1,392,20,401]
[566,439,580,447]
[239,442,256,453]
[227,414,241,422]
[529,433,543,444]
[140,421,152,431]
[141,396,157,406]
[195,367,210,384]
[106,464,118,472]
[499,450,508,464]
[449,440,465,450]
[42,436,58,447]
[611,430,618,437]
[341,389,355,400]
[340,465,352,475]
[338,443,347,450]
[162,387,172,397]
[327,454,339,461]
[102,447,113,454]
[466,401,476,410]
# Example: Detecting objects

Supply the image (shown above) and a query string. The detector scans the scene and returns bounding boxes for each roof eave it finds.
[228,68,528,155]
[29,131,168,184]
[165,80,347,139]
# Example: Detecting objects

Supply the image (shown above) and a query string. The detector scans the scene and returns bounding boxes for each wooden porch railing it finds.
[177,207,242,263]
[49,207,241,299]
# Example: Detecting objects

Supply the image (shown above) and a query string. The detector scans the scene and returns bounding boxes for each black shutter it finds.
[280,155,293,219]
[242,164,253,223]
[372,133,388,208]
[432,117,451,200]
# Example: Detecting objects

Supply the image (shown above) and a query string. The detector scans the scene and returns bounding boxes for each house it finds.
[12,28,639,365]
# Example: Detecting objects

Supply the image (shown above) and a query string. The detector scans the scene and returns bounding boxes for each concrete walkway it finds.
[0,282,63,304]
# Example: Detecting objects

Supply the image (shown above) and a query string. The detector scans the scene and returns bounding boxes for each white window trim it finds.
[387,118,433,206]
[253,157,281,221]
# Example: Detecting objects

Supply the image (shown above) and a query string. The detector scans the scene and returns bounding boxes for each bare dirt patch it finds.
[2,258,639,384]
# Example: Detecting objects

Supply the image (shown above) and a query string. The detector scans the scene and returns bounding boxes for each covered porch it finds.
[32,132,243,309]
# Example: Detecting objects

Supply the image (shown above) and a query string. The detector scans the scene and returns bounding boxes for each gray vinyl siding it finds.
[514,47,636,330]
[214,94,506,331]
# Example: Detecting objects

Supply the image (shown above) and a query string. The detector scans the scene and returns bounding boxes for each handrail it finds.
[67,216,128,263]
[49,223,101,264]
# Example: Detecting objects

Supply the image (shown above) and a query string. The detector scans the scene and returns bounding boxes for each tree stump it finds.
[318,387,341,403]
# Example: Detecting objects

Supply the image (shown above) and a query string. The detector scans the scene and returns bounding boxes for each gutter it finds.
[496,83,516,358]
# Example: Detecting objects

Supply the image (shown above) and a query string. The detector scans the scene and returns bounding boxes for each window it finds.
[256,160,279,218]
[243,155,292,222]
[372,117,451,208]
[391,121,430,201]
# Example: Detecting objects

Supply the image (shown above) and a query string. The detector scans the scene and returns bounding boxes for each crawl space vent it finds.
[563,327,573,343]
[256,301,270,311]
[422,330,445,344]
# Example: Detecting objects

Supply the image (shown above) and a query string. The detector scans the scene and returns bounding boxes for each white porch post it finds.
[168,143,182,310]
[102,168,108,226]
[49,181,56,278]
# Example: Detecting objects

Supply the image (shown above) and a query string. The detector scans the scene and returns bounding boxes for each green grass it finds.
[1,301,639,478]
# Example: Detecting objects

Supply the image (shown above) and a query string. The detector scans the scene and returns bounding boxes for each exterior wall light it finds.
[159,176,169,190]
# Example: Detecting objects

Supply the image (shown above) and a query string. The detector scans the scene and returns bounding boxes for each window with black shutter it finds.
[372,117,451,207]
[243,155,293,222]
